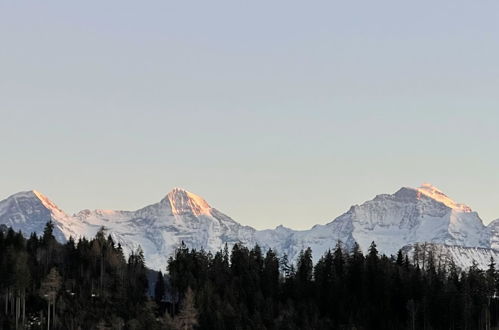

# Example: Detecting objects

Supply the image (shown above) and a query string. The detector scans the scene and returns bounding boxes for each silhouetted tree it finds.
[154,271,166,308]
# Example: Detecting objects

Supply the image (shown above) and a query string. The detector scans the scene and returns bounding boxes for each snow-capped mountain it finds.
[255,184,491,262]
[0,184,498,271]
[0,188,261,270]
[352,183,489,253]
[73,188,258,270]
[0,190,84,242]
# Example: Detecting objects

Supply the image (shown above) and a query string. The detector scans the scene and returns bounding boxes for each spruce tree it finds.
[154,271,166,308]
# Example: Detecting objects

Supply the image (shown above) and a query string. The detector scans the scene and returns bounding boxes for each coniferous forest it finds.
[1,222,499,329]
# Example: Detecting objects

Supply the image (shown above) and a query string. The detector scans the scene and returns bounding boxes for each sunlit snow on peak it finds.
[27,190,67,215]
[416,183,472,213]
[166,188,212,216]
[32,190,57,208]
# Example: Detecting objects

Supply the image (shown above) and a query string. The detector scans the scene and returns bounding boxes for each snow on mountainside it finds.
[487,218,499,250]
[0,190,84,242]
[0,188,260,270]
[401,243,499,270]
[263,184,490,263]
[0,184,498,271]
[74,188,258,270]
[345,185,488,253]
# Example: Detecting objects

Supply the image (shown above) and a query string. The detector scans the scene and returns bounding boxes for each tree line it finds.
[166,241,499,330]
[2,222,499,329]
[0,222,165,329]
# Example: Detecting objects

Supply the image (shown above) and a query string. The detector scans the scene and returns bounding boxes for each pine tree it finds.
[396,249,404,266]
[42,221,55,244]
[127,247,148,307]
[154,271,166,307]
[486,256,496,295]
[295,247,313,307]
[486,257,496,329]
[368,241,378,260]
[333,242,345,278]
[296,248,313,284]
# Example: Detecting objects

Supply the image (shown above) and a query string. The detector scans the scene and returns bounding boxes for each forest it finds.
[1,222,499,329]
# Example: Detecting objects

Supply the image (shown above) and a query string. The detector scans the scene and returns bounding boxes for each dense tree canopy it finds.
[167,242,499,330]
[0,223,153,329]
[1,222,499,329]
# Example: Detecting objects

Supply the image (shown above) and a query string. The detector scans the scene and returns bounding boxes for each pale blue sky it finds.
[1,1,498,229]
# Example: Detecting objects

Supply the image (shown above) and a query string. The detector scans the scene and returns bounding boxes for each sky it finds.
[1,1,498,230]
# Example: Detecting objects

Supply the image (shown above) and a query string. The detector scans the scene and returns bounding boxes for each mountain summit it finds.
[0,190,82,242]
[165,188,212,216]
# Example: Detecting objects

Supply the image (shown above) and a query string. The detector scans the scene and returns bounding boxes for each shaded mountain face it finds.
[0,185,497,270]
[487,218,499,250]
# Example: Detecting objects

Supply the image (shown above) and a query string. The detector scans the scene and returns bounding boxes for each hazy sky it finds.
[1,1,498,229]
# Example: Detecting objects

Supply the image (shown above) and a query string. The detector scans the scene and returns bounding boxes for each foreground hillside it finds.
[1,223,499,329]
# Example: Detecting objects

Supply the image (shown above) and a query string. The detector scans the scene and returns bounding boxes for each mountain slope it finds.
[487,218,499,250]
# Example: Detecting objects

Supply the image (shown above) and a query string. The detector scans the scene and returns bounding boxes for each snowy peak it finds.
[165,188,212,216]
[313,184,488,259]
[0,190,71,242]
[1,190,57,213]
[392,184,472,212]
[31,190,67,215]
[5,190,40,201]
[4,190,63,213]
[415,183,472,212]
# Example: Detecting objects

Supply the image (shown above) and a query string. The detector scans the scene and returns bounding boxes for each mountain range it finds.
[1,184,499,271]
